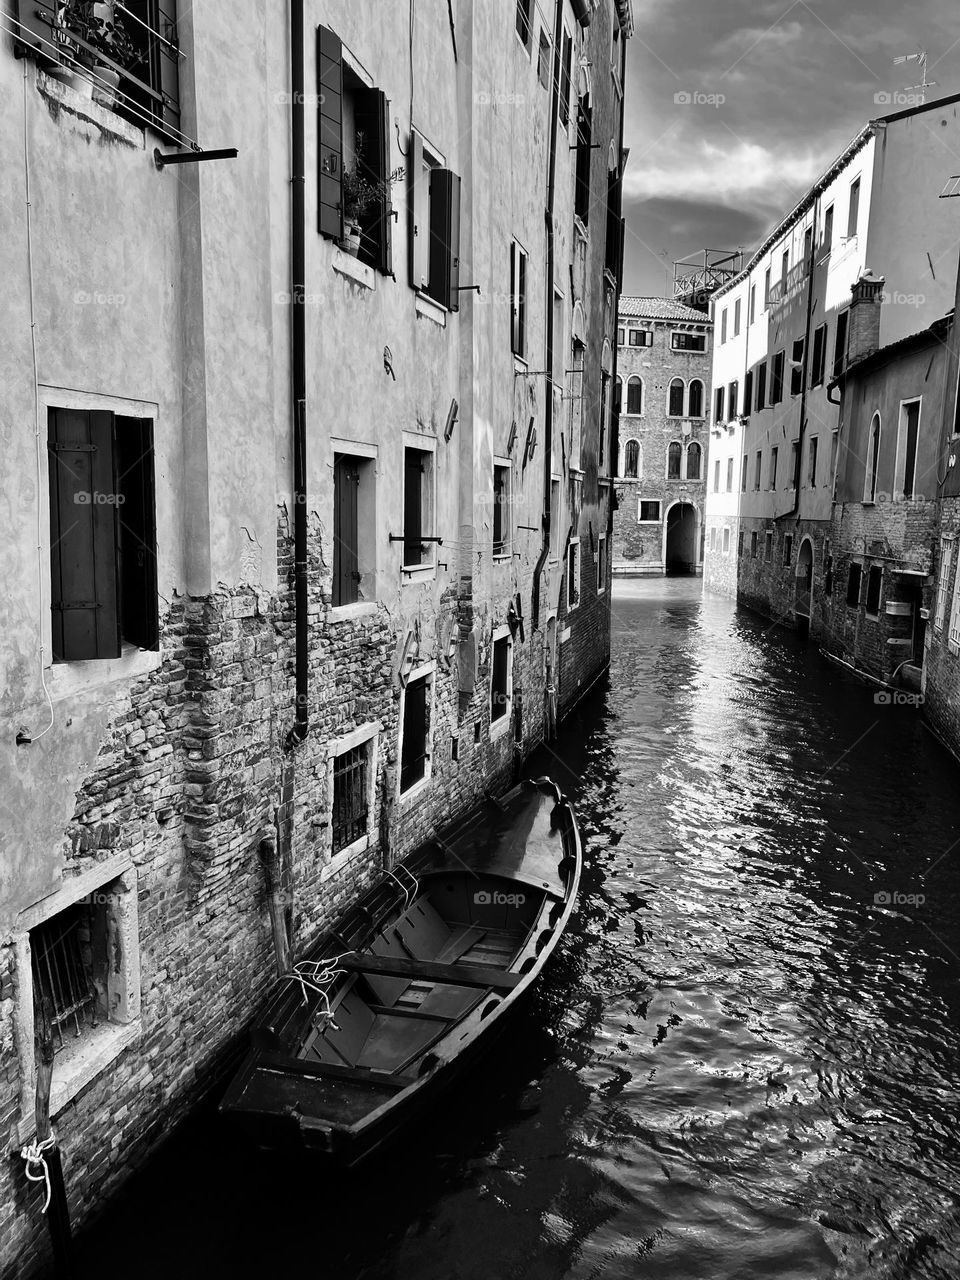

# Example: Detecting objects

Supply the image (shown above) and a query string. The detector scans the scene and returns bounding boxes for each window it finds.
[734,298,741,336]
[493,461,511,557]
[756,362,767,410]
[559,29,573,125]
[949,548,960,654]
[865,566,882,617]
[407,133,462,305]
[726,457,734,491]
[863,413,881,502]
[47,408,158,662]
[614,377,622,413]
[810,324,827,387]
[846,563,862,608]
[833,310,849,379]
[738,529,744,557]
[668,379,684,417]
[567,538,580,609]
[789,441,799,487]
[763,267,771,309]
[623,439,640,478]
[599,372,610,473]
[628,328,652,346]
[605,167,623,280]
[781,249,789,282]
[617,326,625,346]
[803,225,812,264]
[575,100,592,224]
[569,340,585,467]
[626,376,642,415]
[402,444,435,570]
[896,400,921,500]
[935,538,955,633]
[400,669,432,793]
[750,530,759,558]
[685,441,702,480]
[830,430,839,494]
[688,380,704,417]
[784,533,793,566]
[537,28,552,88]
[847,177,861,238]
[672,332,706,351]
[721,309,728,344]
[790,338,805,396]
[713,458,721,492]
[764,530,773,561]
[728,381,738,418]
[772,351,785,404]
[638,499,661,521]
[807,435,818,487]
[510,241,527,357]
[549,477,561,560]
[744,370,753,416]
[515,0,532,46]
[669,442,683,480]
[333,452,375,607]
[741,455,748,492]
[769,446,778,490]
[754,450,762,490]
[490,629,513,729]
[822,204,834,251]
[749,284,756,325]
[331,734,375,855]
[715,385,725,422]
[597,535,607,592]
[709,527,717,552]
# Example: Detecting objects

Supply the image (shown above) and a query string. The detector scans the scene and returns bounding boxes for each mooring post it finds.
[25,997,74,1276]
[259,837,292,974]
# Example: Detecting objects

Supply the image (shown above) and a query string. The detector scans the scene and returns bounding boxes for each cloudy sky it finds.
[621,0,960,298]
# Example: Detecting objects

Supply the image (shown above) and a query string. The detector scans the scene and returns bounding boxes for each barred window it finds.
[332,744,370,855]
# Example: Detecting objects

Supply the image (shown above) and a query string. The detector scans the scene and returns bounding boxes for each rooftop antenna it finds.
[893,48,936,104]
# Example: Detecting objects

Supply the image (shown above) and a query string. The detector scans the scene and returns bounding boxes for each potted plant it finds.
[339,133,406,257]
[55,1,143,106]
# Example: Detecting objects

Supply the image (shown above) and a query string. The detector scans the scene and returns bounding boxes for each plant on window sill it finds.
[51,1,144,108]
[340,132,405,258]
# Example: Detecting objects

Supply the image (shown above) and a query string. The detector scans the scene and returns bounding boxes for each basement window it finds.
[47,408,158,663]
[330,730,377,857]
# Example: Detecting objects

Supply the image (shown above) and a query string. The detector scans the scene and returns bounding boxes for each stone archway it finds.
[664,502,698,575]
[795,537,814,625]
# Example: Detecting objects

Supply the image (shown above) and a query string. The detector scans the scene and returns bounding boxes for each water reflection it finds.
[75,579,960,1280]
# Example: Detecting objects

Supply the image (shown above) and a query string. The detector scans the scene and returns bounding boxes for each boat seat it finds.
[363,931,411,1007]
[354,1013,441,1073]
[394,898,486,965]
[320,989,375,1066]
[416,983,485,1019]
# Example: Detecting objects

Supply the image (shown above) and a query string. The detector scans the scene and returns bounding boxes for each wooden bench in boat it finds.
[338,953,522,990]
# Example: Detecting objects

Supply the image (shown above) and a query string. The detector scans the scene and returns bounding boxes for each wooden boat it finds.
[219,776,581,1164]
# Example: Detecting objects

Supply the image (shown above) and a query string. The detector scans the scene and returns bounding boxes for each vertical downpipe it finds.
[287,0,309,747]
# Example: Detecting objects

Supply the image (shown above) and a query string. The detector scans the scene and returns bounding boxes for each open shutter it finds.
[155,0,181,139]
[408,131,429,290]
[510,243,519,353]
[373,92,393,275]
[115,417,159,650]
[333,456,360,605]
[48,409,120,662]
[318,26,343,240]
[429,169,460,311]
[403,452,423,566]
[13,0,58,62]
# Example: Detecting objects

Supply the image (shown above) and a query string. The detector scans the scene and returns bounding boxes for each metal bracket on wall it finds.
[154,147,238,169]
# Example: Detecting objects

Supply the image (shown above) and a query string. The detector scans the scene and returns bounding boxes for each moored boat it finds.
[219,776,582,1164]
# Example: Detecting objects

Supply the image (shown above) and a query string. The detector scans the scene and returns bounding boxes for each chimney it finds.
[846,270,885,367]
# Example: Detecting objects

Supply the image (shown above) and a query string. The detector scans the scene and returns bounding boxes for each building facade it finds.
[702,94,960,626]
[612,299,712,576]
[0,0,631,1272]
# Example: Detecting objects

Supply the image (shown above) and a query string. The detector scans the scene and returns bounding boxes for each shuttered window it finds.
[605,168,623,277]
[510,241,527,357]
[400,674,430,793]
[47,408,158,662]
[575,103,592,224]
[408,132,461,308]
[491,634,511,723]
[318,26,344,241]
[402,447,434,570]
[559,30,573,126]
[333,455,360,606]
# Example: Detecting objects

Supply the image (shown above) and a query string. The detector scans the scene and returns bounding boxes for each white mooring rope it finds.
[21,1134,57,1213]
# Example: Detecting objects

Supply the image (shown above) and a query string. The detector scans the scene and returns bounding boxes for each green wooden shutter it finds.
[428,169,460,311]
[318,26,343,240]
[48,409,120,662]
[403,450,423,567]
[368,91,393,276]
[333,455,360,605]
[155,0,181,140]
[115,416,159,650]
[13,0,58,62]
[408,131,428,290]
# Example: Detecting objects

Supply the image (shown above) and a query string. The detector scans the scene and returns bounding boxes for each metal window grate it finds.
[332,745,369,854]
[31,907,97,1049]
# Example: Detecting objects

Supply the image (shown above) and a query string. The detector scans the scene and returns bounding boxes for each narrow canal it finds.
[73,578,960,1280]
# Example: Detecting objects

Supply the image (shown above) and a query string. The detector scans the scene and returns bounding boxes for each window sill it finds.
[513,354,529,373]
[489,714,511,742]
[20,1020,141,1140]
[325,601,378,624]
[36,70,145,149]
[402,565,437,585]
[415,293,447,326]
[492,552,512,564]
[333,251,376,290]
[46,645,162,703]
[399,773,432,808]
[573,217,589,243]
[322,834,372,881]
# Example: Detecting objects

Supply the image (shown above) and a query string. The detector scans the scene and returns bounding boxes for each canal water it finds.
[72,578,960,1279]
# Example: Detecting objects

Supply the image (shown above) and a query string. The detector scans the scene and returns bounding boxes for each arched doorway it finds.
[795,538,813,636]
[664,502,698,575]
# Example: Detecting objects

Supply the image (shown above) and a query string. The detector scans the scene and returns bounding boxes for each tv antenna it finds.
[893,48,936,103]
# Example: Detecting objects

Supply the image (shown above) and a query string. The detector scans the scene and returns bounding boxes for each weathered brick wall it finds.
[702,515,740,597]
[557,529,611,717]
[923,497,960,751]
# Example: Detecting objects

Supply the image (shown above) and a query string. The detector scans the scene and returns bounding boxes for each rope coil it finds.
[21,1134,57,1214]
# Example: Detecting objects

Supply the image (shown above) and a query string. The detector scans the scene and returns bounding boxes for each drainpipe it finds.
[778,194,819,523]
[286,0,308,748]
[608,40,627,538]
[531,0,565,630]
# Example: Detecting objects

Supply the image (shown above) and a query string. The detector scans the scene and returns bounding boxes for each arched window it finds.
[864,412,881,502]
[688,379,704,418]
[626,376,642,415]
[668,378,685,417]
[614,376,622,413]
[624,439,640,478]
[685,441,702,480]
[667,441,682,479]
